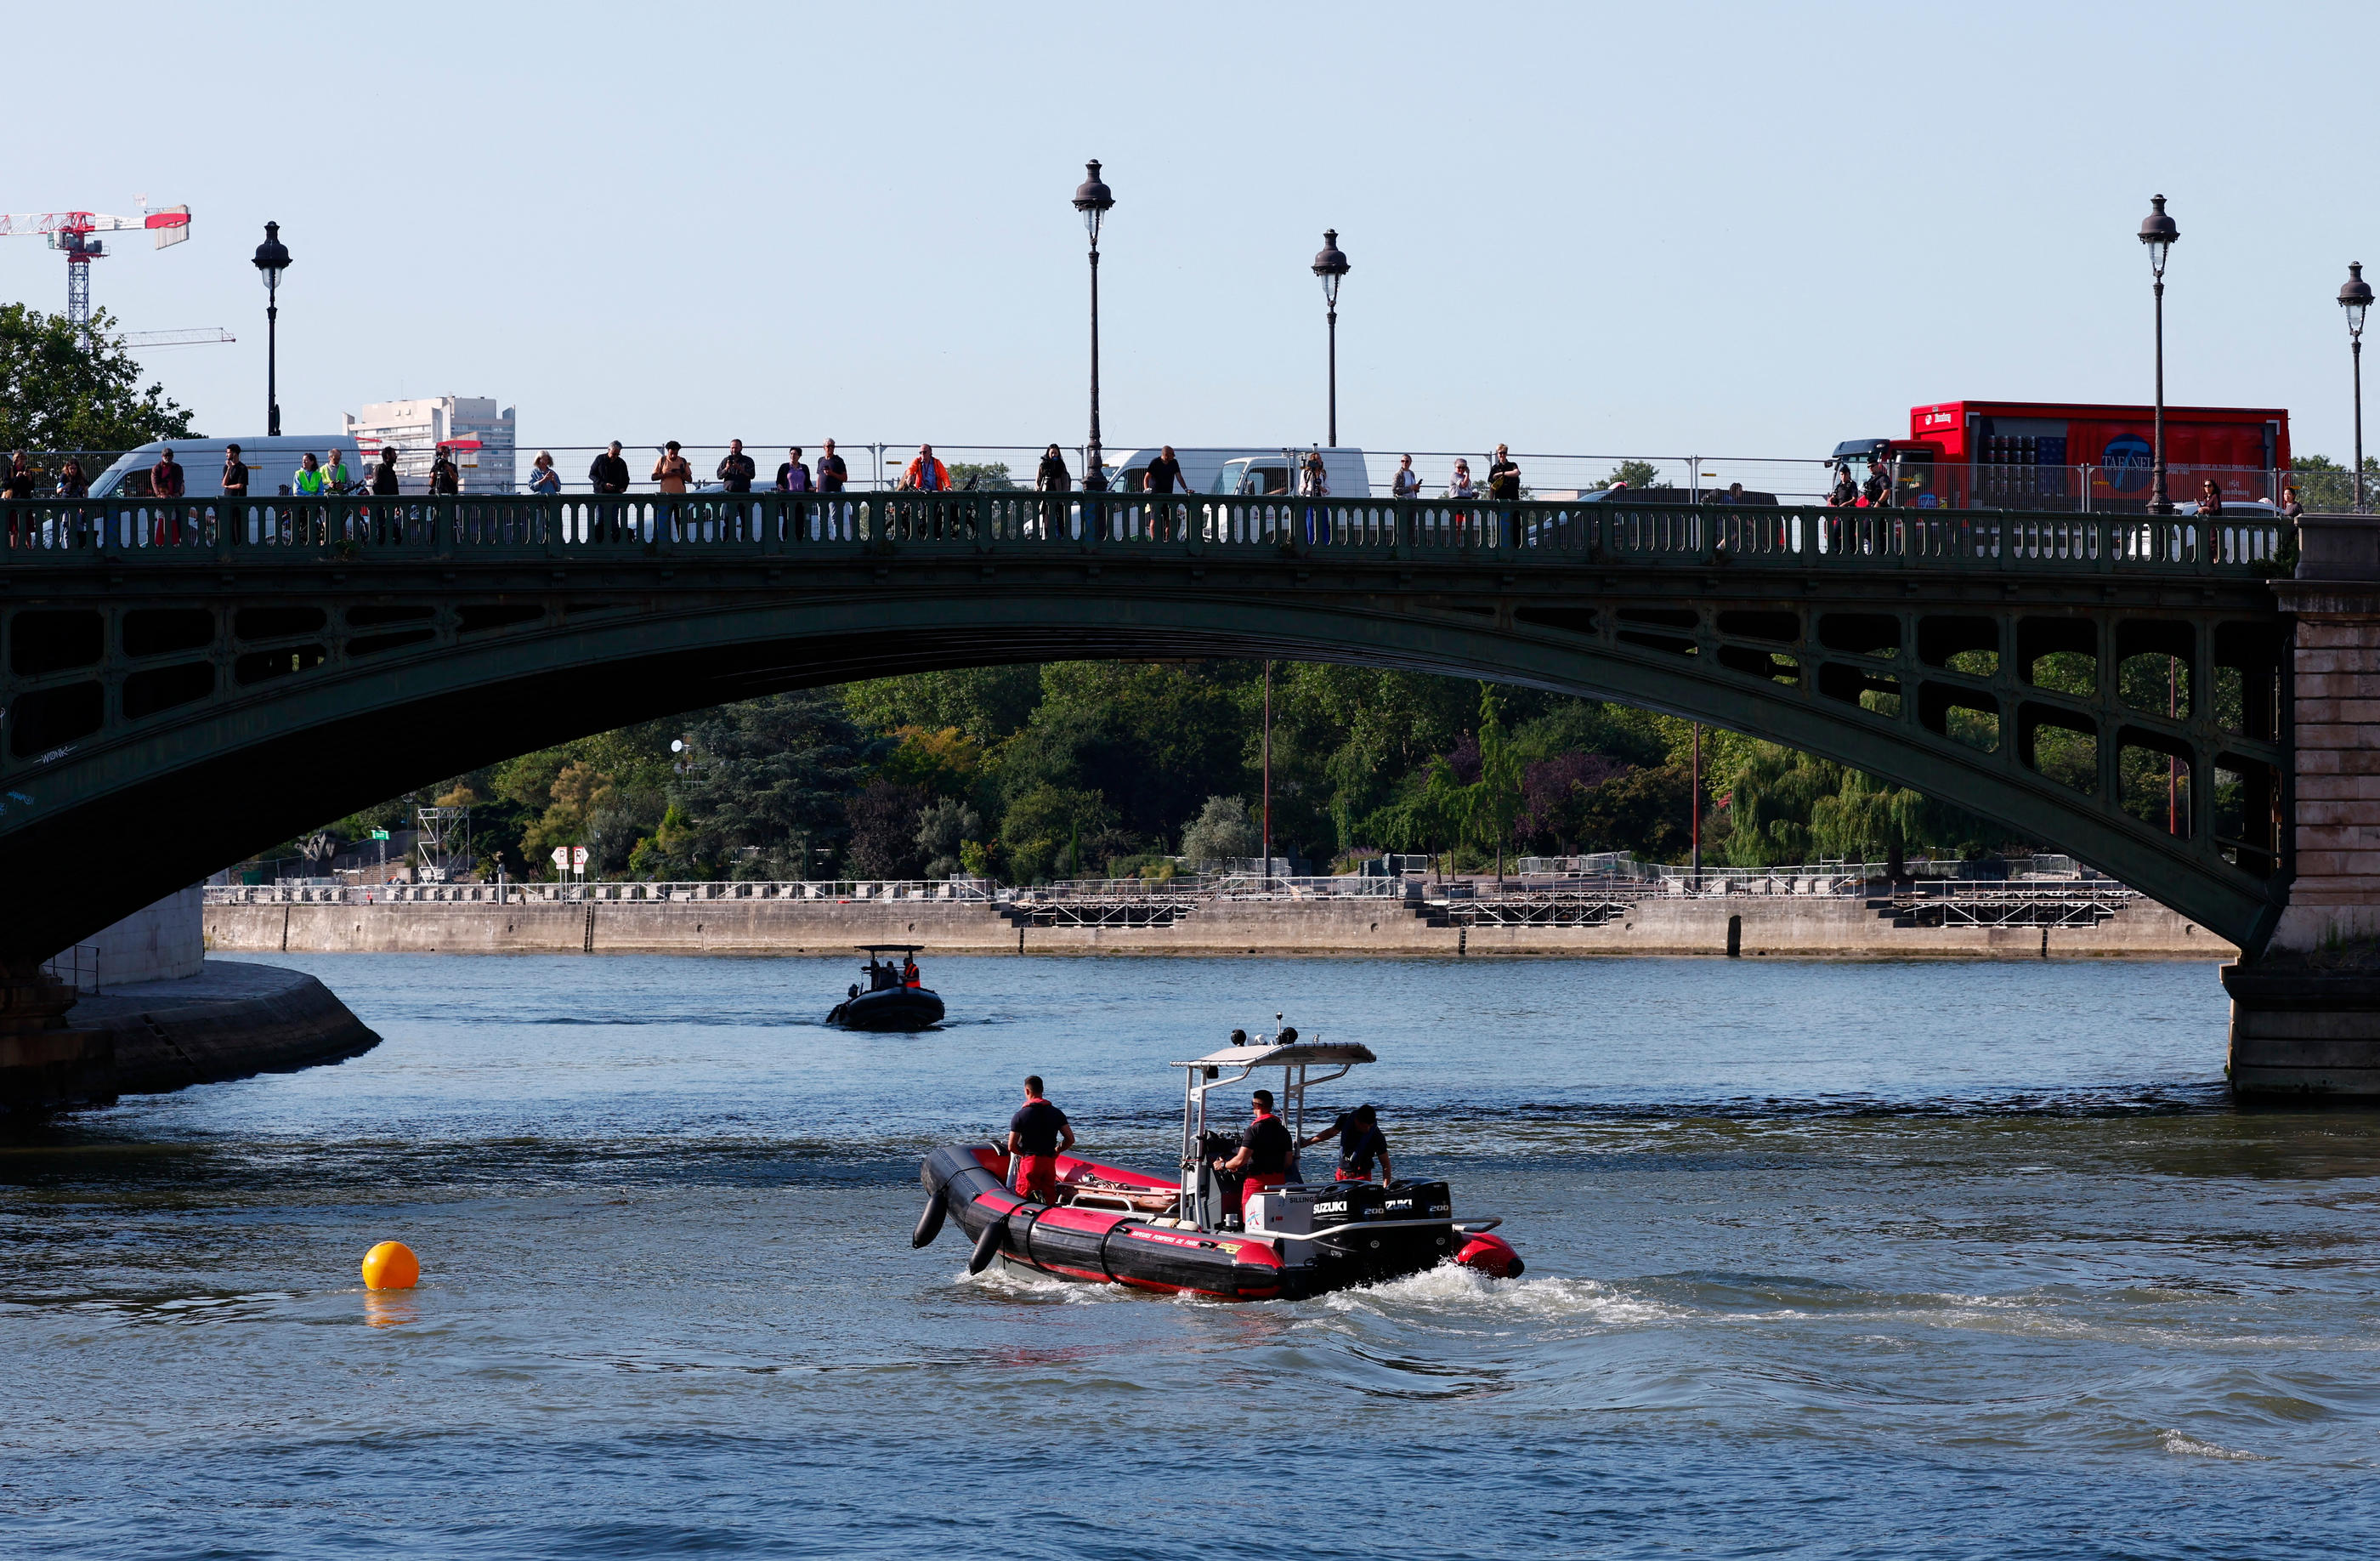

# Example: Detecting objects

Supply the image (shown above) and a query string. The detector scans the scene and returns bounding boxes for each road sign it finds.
[370,829,389,841]
[551,847,569,866]
[572,846,588,868]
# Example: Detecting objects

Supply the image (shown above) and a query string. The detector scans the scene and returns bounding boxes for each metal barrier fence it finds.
[206,879,999,905]
[39,942,99,994]
[205,871,2145,934]
[0,490,2290,576]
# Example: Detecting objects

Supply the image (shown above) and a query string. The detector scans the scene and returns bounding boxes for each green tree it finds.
[1000,784,1117,883]
[0,305,196,452]
[842,667,1041,743]
[2289,454,2380,513]
[998,661,1250,848]
[945,461,1016,491]
[653,692,881,878]
[1461,684,1525,874]
[1178,795,1258,868]
[1594,458,1665,491]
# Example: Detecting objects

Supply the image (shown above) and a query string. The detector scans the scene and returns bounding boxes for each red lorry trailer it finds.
[1833,399,2290,512]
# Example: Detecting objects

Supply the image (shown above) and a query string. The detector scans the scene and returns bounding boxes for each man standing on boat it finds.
[1007,1076,1074,1204]
[1221,1089,1295,1219]
[1300,1104,1393,1184]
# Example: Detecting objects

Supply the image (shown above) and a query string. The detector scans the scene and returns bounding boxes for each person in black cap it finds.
[1301,1104,1393,1184]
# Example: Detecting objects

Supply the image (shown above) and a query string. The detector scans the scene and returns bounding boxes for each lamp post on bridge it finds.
[1311,229,1350,448]
[1072,161,1114,489]
[2342,261,2372,514]
[250,222,292,439]
[2137,196,2178,516]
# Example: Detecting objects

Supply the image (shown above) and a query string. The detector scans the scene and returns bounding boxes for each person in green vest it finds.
[294,452,325,496]
[322,448,351,494]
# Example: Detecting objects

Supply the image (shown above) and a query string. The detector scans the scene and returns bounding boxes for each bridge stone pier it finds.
[2229,517,2380,1093]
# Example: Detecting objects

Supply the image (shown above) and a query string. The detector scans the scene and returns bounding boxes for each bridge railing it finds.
[0,491,2288,576]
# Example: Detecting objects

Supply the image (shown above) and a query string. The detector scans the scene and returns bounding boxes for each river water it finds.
[4,952,2377,1558]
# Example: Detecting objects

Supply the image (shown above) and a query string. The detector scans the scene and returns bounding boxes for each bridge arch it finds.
[0,490,2289,956]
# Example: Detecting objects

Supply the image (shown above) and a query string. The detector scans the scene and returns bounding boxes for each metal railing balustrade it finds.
[0,490,2290,576]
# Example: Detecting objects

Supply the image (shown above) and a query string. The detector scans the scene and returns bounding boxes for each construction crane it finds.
[0,204,192,327]
[122,327,235,349]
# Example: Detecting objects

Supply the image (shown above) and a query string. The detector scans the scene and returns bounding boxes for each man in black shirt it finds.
[588,440,632,494]
[1006,1074,1074,1203]
[1145,445,1183,493]
[717,439,756,492]
[221,445,251,499]
[371,446,401,496]
[815,440,847,492]
[587,440,632,542]
[428,450,461,495]
[1301,1103,1393,1184]
[1221,1088,1295,1220]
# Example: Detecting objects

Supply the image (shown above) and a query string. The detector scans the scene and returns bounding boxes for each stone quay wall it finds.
[207,894,2230,961]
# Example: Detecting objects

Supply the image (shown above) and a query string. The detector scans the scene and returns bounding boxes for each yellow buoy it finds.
[361,1240,421,1290]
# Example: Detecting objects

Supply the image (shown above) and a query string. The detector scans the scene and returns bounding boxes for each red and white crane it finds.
[0,204,192,326]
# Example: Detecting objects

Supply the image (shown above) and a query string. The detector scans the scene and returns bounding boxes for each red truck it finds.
[1833,399,2290,511]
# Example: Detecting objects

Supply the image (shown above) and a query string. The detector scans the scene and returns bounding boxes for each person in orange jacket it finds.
[903,445,951,491]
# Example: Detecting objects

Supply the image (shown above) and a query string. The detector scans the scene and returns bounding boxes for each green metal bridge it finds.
[0,489,2292,962]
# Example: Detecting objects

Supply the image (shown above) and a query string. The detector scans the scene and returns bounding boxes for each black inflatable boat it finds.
[828,944,946,1030]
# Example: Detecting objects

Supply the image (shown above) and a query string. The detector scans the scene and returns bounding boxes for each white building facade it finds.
[341,396,518,493]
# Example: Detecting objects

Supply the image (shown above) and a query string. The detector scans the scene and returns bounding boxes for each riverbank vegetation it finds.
[274,658,2126,885]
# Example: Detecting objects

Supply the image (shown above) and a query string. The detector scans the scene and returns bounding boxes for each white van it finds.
[91,436,367,499]
[1102,446,1374,500]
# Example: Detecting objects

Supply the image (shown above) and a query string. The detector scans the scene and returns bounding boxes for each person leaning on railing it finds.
[717,439,756,493]
[1146,444,1186,540]
[2,451,31,542]
[777,446,811,492]
[528,451,561,495]
[52,455,88,548]
[585,440,630,543]
[1488,444,1521,548]
[150,446,186,546]
[1036,443,1069,541]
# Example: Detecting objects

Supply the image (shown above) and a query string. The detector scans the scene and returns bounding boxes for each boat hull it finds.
[829,986,945,1031]
[919,1144,1504,1302]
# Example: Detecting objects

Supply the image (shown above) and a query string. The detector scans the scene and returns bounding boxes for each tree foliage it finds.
[0,305,196,453]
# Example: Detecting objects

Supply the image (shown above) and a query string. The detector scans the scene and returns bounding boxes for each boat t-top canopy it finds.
[1171,1026,1376,1206]
[1172,1041,1377,1070]
[855,944,925,953]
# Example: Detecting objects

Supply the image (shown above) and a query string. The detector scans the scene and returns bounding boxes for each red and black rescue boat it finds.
[913,1036,1522,1301]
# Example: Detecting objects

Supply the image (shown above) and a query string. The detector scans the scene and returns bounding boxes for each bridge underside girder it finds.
[0,540,2287,954]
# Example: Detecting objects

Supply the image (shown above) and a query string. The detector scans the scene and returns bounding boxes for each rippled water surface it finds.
[6,952,2379,1558]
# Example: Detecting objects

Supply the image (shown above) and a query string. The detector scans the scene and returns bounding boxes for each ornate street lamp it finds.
[2343,261,2372,514]
[1072,161,1115,486]
[251,222,292,438]
[2137,196,2178,515]
[1311,229,1351,447]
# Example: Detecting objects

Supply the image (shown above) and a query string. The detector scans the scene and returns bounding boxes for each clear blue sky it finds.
[8,0,2372,468]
